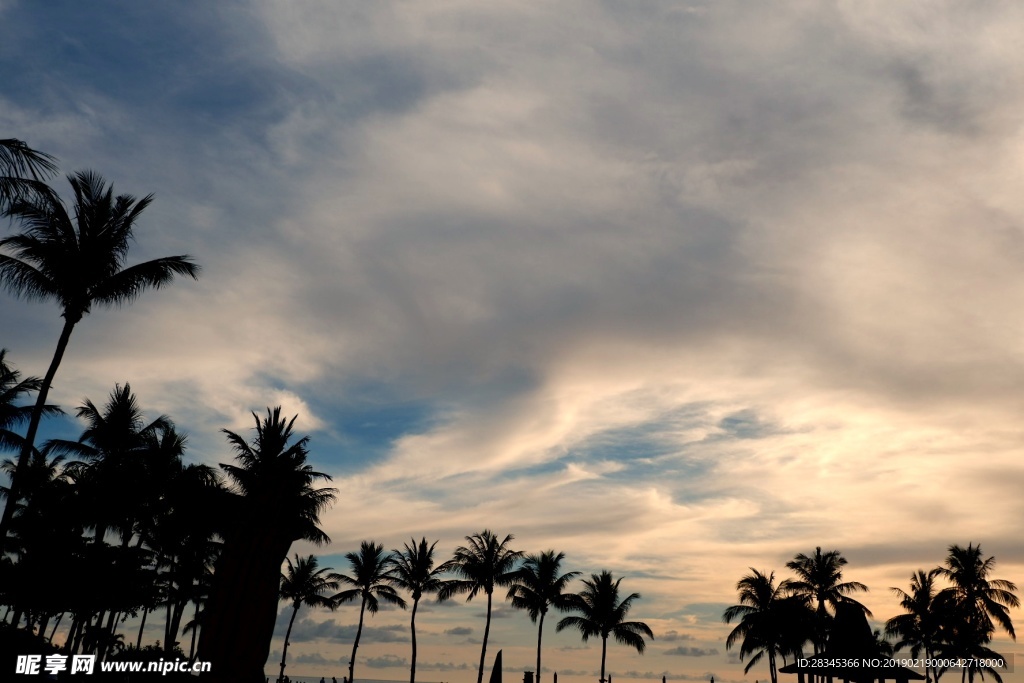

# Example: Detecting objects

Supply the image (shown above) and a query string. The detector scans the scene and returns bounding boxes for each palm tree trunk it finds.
[279,603,300,683]
[199,523,291,683]
[477,591,493,683]
[48,612,64,644]
[37,613,51,640]
[535,610,545,683]
[136,606,149,650]
[165,596,173,652]
[769,650,777,683]
[600,635,607,683]
[189,601,200,664]
[349,595,368,683]
[409,597,419,683]
[168,599,187,652]
[0,317,76,556]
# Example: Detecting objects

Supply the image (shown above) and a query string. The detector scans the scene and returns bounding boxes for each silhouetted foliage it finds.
[557,570,654,683]
[387,537,452,683]
[0,170,199,555]
[199,407,335,683]
[278,554,340,683]
[508,550,581,683]
[439,530,523,683]
[723,569,811,683]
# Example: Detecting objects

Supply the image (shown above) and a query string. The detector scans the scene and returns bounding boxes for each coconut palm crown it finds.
[438,530,523,683]
[724,569,811,683]
[557,570,654,683]
[0,138,57,210]
[334,541,408,683]
[387,538,451,683]
[508,550,581,683]
[786,547,869,651]
[278,554,341,683]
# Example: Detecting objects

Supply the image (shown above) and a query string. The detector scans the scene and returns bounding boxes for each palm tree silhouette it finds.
[334,541,407,683]
[0,138,57,210]
[786,547,869,652]
[508,550,581,683]
[0,170,200,554]
[0,348,61,455]
[556,570,653,683]
[723,569,810,683]
[199,407,336,683]
[278,554,341,683]
[886,569,943,683]
[150,457,223,655]
[0,447,74,632]
[46,384,171,546]
[386,538,451,683]
[935,544,1018,683]
[439,530,523,683]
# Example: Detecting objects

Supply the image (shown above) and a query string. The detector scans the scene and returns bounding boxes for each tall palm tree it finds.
[0,170,200,554]
[334,541,407,683]
[438,530,523,683]
[0,138,57,209]
[723,569,811,683]
[199,407,336,683]
[386,538,450,683]
[508,550,580,683]
[278,554,341,683]
[886,569,944,683]
[935,544,1018,683]
[556,570,654,683]
[786,547,869,651]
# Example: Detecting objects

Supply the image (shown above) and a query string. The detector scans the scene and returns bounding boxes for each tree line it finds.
[0,138,655,681]
[723,546,1018,683]
[279,536,653,683]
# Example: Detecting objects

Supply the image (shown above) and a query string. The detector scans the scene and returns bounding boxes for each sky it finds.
[2,1,1023,681]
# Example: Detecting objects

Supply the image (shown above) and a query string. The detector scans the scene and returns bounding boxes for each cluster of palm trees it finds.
[0,139,339,682]
[723,546,1017,683]
[277,532,653,683]
[885,544,1018,683]
[0,376,334,678]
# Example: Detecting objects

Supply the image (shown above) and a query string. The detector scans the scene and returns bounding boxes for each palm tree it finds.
[278,554,341,683]
[0,138,57,209]
[723,569,811,683]
[0,348,61,455]
[886,569,944,683]
[0,448,75,630]
[438,530,523,683]
[334,541,407,683]
[45,384,171,546]
[557,570,654,683]
[199,407,336,683]
[786,547,869,651]
[935,544,1018,683]
[508,550,580,683]
[0,170,200,555]
[386,538,450,683]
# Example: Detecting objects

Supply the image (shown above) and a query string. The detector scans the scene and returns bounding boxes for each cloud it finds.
[365,654,408,669]
[444,627,473,636]
[5,2,1024,682]
[665,647,720,657]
